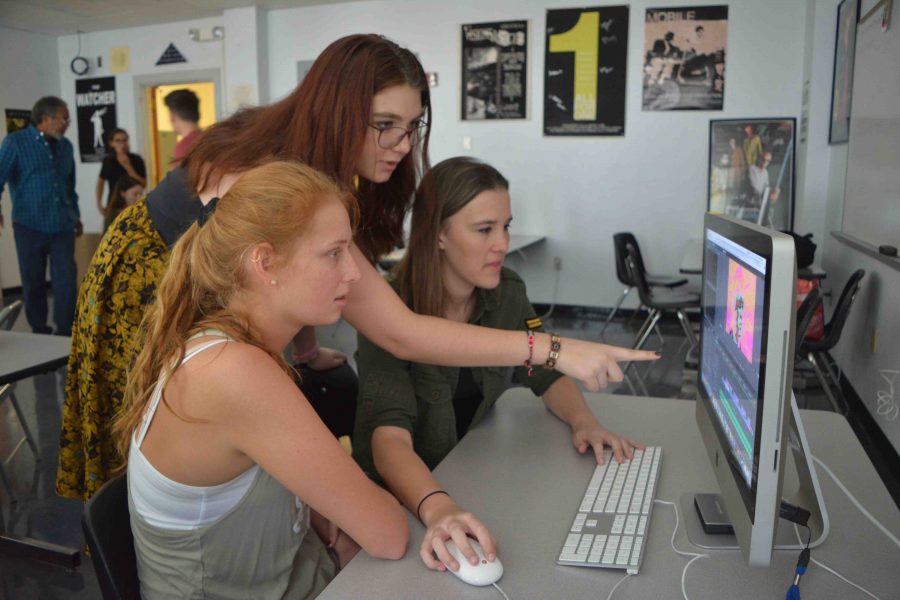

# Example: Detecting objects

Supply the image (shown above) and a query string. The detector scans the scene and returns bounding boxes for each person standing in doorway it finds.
[96,127,146,218]
[0,96,82,335]
[164,89,202,166]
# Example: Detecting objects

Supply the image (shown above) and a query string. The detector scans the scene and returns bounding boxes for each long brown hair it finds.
[113,161,358,464]
[396,156,509,318]
[186,34,430,263]
[105,175,141,224]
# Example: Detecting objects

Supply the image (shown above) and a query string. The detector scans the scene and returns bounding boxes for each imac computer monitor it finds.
[695,214,797,567]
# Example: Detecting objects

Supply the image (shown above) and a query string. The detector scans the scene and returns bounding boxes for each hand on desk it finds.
[311,509,361,569]
[555,339,659,392]
[305,347,347,371]
[418,494,497,573]
[570,418,644,465]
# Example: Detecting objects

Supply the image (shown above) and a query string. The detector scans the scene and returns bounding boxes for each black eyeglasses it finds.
[368,121,428,149]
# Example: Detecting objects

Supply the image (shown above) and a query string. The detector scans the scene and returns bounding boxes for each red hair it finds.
[187,34,431,263]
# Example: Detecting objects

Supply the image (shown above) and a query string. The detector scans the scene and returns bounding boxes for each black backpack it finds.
[782,231,817,268]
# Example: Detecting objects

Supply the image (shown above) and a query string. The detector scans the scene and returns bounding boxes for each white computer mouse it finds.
[442,539,503,586]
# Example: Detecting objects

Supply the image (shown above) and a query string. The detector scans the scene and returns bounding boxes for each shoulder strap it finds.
[134,338,230,448]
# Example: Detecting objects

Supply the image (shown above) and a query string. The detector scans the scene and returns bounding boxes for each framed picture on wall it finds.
[829,0,859,144]
[461,20,528,120]
[708,118,796,231]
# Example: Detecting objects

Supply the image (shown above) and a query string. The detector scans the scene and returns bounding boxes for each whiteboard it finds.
[841,14,900,247]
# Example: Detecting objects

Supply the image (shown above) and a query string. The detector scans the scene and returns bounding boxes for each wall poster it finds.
[642,5,728,111]
[544,6,629,136]
[75,76,117,163]
[5,109,31,135]
[708,118,796,231]
[461,20,528,120]
[829,0,859,144]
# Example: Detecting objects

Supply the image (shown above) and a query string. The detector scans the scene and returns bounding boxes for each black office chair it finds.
[82,474,141,600]
[604,233,688,335]
[621,243,700,394]
[795,288,822,357]
[798,269,865,415]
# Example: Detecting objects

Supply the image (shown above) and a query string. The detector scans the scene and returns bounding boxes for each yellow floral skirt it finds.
[56,199,169,501]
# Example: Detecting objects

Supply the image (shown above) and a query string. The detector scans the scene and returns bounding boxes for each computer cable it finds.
[654,499,709,600]
[784,522,811,600]
[781,451,900,600]
[791,524,882,600]
[811,454,900,548]
[491,582,511,600]
[604,572,631,600]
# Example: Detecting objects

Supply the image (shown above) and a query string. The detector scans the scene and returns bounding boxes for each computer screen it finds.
[700,229,769,501]
[695,214,798,567]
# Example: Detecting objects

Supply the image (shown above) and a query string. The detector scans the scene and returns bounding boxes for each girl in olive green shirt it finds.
[354,157,644,574]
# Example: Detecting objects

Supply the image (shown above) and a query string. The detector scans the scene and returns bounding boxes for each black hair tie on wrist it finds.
[198,196,219,227]
[416,490,449,523]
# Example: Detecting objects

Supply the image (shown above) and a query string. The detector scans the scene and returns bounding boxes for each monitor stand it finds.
[683,391,830,551]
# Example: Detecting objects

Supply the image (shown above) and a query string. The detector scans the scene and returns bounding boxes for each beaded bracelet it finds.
[292,342,320,364]
[545,334,561,369]
[524,331,535,376]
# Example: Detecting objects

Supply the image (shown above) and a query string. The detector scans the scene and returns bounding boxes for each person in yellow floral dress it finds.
[56,168,195,500]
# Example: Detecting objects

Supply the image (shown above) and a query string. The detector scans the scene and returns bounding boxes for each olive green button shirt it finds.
[353,267,564,474]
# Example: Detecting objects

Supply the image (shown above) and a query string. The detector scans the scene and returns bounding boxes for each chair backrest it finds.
[82,474,141,600]
[795,288,821,355]
[623,243,655,307]
[0,300,23,331]
[613,233,649,287]
[818,269,865,351]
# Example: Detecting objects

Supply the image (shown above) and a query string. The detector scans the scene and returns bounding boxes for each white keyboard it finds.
[557,446,662,575]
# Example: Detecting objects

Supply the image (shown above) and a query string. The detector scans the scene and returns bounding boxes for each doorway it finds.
[146,81,217,187]
[133,70,221,189]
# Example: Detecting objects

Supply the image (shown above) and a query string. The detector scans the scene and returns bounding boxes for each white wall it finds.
[0,25,61,290]
[268,0,811,307]
[56,16,225,234]
[812,0,900,455]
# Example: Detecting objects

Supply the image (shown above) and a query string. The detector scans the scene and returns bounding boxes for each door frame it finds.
[133,69,222,184]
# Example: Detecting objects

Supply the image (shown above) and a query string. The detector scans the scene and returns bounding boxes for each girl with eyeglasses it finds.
[59,34,657,510]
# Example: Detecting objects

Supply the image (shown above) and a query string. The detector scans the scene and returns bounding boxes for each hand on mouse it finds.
[570,415,645,465]
[418,495,497,572]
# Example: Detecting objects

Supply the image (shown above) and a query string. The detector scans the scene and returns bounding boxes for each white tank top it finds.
[129,335,259,531]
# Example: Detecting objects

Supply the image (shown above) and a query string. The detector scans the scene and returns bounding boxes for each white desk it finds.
[0,330,71,385]
[0,330,79,568]
[320,391,900,599]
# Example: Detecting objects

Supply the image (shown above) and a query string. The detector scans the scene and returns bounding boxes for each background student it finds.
[95,127,146,218]
[103,174,144,231]
[164,89,202,166]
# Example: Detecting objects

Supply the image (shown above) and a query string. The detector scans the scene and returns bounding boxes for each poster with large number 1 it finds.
[544,6,629,136]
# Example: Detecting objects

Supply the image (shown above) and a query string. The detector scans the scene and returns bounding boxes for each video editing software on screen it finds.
[700,230,767,490]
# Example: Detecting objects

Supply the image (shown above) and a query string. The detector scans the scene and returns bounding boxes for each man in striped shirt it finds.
[0,96,82,336]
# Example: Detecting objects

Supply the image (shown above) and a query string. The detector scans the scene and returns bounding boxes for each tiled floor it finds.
[0,303,836,599]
